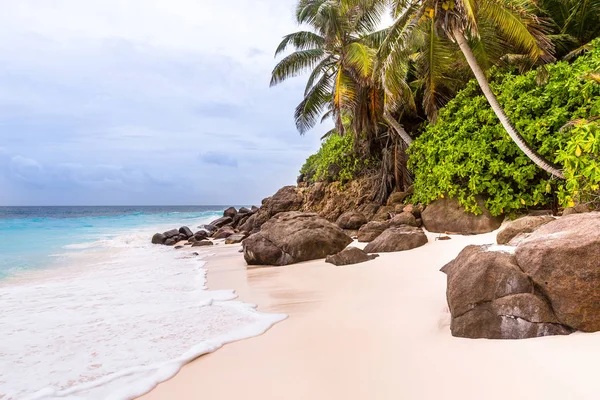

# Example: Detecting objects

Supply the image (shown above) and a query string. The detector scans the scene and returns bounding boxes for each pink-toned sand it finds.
[141,230,600,400]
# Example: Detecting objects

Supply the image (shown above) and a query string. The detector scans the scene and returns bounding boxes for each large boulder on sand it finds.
[421,196,503,234]
[243,212,352,266]
[325,247,379,266]
[357,221,389,242]
[515,213,600,332]
[364,225,428,253]
[496,215,555,245]
[441,245,572,339]
[336,211,367,230]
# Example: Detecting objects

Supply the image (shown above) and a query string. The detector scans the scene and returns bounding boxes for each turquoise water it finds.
[0,206,227,278]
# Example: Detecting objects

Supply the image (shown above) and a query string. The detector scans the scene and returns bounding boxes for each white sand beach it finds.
[141,229,600,400]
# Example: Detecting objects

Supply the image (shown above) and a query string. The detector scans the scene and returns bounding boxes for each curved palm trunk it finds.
[384,111,413,146]
[452,28,565,179]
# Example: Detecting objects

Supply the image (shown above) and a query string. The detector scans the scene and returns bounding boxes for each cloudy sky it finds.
[0,0,329,206]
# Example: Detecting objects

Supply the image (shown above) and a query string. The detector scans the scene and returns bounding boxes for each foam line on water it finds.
[1,220,286,399]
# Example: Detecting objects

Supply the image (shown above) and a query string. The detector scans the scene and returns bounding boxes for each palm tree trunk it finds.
[384,112,413,146]
[452,28,565,179]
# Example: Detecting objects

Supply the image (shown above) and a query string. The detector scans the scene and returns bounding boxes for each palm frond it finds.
[295,73,334,134]
[274,31,326,57]
[270,49,326,87]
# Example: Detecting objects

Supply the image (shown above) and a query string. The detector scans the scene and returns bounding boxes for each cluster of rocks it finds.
[151,205,259,247]
[442,211,600,339]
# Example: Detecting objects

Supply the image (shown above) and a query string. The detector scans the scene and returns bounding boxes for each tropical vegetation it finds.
[272,0,600,213]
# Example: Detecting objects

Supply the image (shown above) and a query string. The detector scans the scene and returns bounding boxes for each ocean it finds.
[0,206,285,399]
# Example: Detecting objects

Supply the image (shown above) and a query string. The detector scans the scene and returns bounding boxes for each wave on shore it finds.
[0,214,286,399]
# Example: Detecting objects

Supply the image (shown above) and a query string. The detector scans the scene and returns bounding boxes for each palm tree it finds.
[270,0,408,150]
[379,0,566,178]
[538,0,600,59]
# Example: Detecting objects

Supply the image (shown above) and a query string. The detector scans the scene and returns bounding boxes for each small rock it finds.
[152,233,166,244]
[387,191,409,206]
[174,245,184,249]
[372,206,395,221]
[336,211,368,230]
[357,221,389,242]
[165,238,178,246]
[364,225,428,253]
[225,233,248,244]
[389,211,418,227]
[562,204,591,216]
[213,226,235,239]
[496,215,555,245]
[325,247,379,266]
[192,240,214,247]
[223,207,237,218]
[209,217,233,229]
[178,226,193,238]
[163,229,179,238]
[197,224,218,234]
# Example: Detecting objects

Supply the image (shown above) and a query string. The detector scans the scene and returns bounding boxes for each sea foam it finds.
[0,223,285,399]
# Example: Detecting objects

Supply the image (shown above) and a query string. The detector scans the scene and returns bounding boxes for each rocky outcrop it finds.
[325,247,379,266]
[363,225,428,253]
[357,221,389,242]
[496,215,554,245]
[152,206,258,246]
[442,245,572,339]
[336,211,367,230]
[515,213,600,332]
[242,212,352,266]
[300,176,380,222]
[422,196,504,234]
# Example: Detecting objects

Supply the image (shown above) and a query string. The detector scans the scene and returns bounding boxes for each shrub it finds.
[299,133,373,184]
[556,119,600,208]
[408,39,600,217]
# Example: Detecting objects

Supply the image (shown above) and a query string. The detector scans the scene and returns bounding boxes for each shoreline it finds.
[141,229,600,400]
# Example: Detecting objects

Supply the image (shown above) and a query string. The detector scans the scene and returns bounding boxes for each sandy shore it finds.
[141,230,600,400]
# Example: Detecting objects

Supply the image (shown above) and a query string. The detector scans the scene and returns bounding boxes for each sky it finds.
[0,0,330,206]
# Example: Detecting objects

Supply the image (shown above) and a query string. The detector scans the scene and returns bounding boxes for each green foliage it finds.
[409,39,600,216]
[300,133,373,184]
[556,120,600,207]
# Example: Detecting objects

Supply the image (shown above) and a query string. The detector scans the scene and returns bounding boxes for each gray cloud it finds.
[199,152,239,168]
[0,0,329,206]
